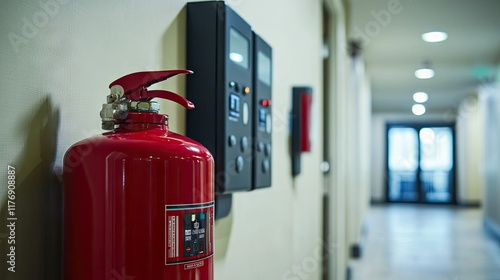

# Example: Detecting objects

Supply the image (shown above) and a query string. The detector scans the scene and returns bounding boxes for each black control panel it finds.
[252,33,272,190]
[186,1,253,194]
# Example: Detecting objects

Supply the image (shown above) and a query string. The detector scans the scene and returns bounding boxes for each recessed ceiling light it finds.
[413,92,428,103]
[422,31,448,43]
[415,60,434,79]
[412,104,426,116]
[415,68,434,79]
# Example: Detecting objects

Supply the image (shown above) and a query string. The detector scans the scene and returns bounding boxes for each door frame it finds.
[385,122,457,204]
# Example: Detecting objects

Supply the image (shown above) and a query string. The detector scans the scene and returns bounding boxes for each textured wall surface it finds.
[0,0,324,279]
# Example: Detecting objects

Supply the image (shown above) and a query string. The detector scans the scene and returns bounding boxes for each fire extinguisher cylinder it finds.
[63,70,214,280]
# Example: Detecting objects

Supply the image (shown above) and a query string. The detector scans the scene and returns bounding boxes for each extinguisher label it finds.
[167,215,179,258]
[165,202,214,265]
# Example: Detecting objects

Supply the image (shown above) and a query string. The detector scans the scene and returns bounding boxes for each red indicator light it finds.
[261,100,271,107]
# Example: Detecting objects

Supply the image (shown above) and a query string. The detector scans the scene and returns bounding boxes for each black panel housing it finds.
[251,32,272,189]
[186,1,253,194]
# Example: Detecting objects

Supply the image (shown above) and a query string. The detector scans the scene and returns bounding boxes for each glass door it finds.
[388,127,419,201]
[387,124,455,203]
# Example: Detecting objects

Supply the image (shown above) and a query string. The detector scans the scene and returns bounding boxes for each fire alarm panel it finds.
[252,32,272,190]
[186,1,253,194]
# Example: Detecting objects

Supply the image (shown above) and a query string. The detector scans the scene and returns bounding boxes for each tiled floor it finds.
[350,205,500,280]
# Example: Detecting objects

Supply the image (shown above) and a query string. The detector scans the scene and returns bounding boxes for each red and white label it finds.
[167,215,179,258]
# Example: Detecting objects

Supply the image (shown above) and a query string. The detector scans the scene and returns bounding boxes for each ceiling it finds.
[348,0,500,114]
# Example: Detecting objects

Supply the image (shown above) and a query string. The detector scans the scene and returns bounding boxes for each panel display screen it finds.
[229,28,249,69]
[257,51,271,86]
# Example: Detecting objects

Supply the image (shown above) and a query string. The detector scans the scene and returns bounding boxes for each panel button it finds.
[259,108,266,122]
[229,81,240,92]
[228,135,237,147]
[242,102,249,125]
[262,159,270,173]
[264,144,271,157]
[241,136,249,153]
[257,141,264,152]
[259,108,266,128]
[266,113,272,133]
[260,99,270,107]
[235,156,244,173]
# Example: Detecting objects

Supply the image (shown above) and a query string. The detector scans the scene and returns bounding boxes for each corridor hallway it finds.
[350,205,500,280]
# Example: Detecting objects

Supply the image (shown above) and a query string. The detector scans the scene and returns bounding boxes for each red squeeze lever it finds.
[109,70,195,109]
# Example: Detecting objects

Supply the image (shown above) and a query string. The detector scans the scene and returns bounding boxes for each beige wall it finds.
[456,94,483,204]
[214,1,325,279]
[0,0,326,279]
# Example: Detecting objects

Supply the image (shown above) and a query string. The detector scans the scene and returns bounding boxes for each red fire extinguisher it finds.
[63,70,214,280]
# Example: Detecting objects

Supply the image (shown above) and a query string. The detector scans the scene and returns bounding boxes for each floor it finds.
[349,205,500,280]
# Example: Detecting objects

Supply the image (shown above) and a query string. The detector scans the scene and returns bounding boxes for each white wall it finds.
[325,1,349,279]
[357,60,372,235]
[480,66,500,232]
[0,0,326,279]
[345,55,371,256]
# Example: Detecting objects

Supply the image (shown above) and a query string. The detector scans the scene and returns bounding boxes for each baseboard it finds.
[370,198,386,205]
[457,200,481,207]
[485,217,500,245]
[346,266,352,280]
[370,199,481,207]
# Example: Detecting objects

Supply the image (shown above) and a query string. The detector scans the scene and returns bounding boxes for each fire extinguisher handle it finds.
[109,70,193,101]
[144,90,195,109]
